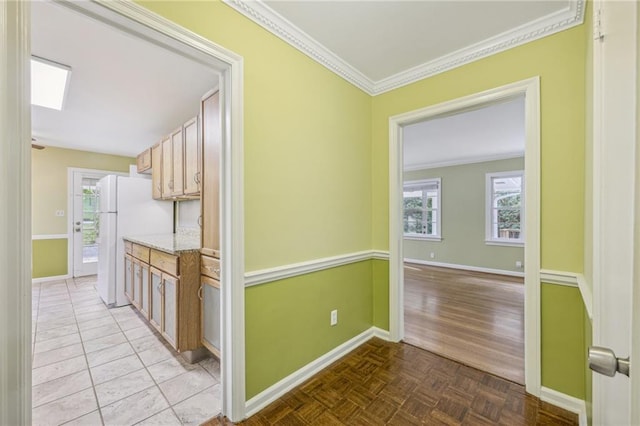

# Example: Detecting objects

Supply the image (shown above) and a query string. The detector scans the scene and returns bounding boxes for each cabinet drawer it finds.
[132,244,150,263]
[200,255,220,280]
[125,241,133,255]
[150,249,179,276]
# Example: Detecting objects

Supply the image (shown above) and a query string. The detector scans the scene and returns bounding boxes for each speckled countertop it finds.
[123,233,200,255]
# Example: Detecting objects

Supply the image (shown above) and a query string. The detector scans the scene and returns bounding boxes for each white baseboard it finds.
[245,326,385,417]
[540,386,588,426]
[32,274,71,284]
[404,258,524,278]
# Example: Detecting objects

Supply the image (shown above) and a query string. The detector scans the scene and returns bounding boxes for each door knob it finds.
[75,227,81,232]
[588,346,630,377]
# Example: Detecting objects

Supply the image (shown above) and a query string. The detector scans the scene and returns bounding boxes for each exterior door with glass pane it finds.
[72,171,110,277]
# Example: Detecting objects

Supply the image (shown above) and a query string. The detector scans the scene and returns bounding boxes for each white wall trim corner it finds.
[245,327,377,417]
[405,258,525,278]
[244,250,381,287]
[31,234,68,240]
[372,326,391,341]
[540,387,588,426]
[0,0,32,424]
[540,269,593,320]
[32,274,71,284]
[388,77,541,396]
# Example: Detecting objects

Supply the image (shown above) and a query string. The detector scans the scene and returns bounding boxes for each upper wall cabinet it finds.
[147,115,201,201]
[136,148,152,174]
[200,90,220,258]
[183,117,201,197]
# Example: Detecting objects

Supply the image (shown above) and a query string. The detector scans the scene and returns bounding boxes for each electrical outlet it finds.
[516,261,523,268]
[330,309,338,326]
[430,252,435,259]
[55,210,65,217]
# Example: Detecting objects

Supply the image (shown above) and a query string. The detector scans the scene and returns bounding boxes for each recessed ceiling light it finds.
[31,56,71,111]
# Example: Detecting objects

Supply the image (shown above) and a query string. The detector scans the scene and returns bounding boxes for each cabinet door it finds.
[200,276,221,356]
[136,148,151,173]
[171,127,184,197]
[201,91,221,257]
[151,143,162,200]
[149,267,163,333]
[132,259,142,308]
[162,274,178,349]
[140,262,150,319]
[183,116,200,196]
[124,255,133,302]
[161,136,173,198]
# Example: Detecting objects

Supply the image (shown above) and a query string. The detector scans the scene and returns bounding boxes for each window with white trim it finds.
[486,171,524,245]
[403,178,441,240]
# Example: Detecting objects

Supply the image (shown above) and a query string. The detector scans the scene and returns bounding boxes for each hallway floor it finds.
[32,276,220,425]
[206,338,577,425]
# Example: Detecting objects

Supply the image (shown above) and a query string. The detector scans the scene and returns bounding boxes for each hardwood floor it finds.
[204,338,577,425]
[403,263,525,385]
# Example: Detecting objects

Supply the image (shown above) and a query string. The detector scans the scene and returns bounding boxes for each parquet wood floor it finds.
[204,338,577,425]
[403,263,525,384]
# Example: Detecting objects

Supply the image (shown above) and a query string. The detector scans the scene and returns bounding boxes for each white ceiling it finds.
[31,1,218,157]
[403,96,525,170]
[228,0,584,94]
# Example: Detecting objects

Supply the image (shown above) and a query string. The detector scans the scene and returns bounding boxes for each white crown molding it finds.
[404,152,524,172]
[224,0,375,94]
[224,0,584,96]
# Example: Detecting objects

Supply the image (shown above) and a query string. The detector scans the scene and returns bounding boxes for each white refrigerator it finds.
[96,175,173,307]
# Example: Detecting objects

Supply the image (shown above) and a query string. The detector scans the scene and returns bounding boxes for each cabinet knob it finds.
[198,285,203,301]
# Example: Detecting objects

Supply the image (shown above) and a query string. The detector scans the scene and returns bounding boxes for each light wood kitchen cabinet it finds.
[183,116,200,196]
[161,136,173,198]
[200,90,221,258]
[200,275,220,357]
[170,127,184,197]
[150,267,163,332]
[123,240,201,354]
[151,143,162,200]
[124,254,133,302]
[136,148,152,173]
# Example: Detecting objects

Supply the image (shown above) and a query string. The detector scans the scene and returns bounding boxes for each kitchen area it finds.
[30,1,224,424]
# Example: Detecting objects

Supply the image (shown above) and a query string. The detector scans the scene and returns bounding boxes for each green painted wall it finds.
[541,284,585,398]
[404,157,524,272]
[32,239,67,278]
[372,259,390,330]
[245,261,372,398]
[32,146,133,277]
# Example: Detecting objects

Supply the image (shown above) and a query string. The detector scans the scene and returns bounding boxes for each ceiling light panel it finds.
[31,56,71,111]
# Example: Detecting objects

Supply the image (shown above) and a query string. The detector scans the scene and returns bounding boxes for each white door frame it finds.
[590,1,638,424]
[0,0,247,423]
[68,167,124,278]
[388,77,541,396]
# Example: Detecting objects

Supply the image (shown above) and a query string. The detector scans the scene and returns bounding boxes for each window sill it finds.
[485,240,524,247]
[404,235,442,242]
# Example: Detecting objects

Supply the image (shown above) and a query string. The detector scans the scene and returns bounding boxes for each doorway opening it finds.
[4,0,245,423]
[401,96,526,384]
[388,77,541,395]
[69,169,124,278]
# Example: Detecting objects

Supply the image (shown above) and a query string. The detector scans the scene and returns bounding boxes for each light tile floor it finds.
[32,276,221,426]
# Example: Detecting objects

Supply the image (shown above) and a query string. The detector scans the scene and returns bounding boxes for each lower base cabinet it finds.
[200,276,221,357]
[124,242,201,353]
